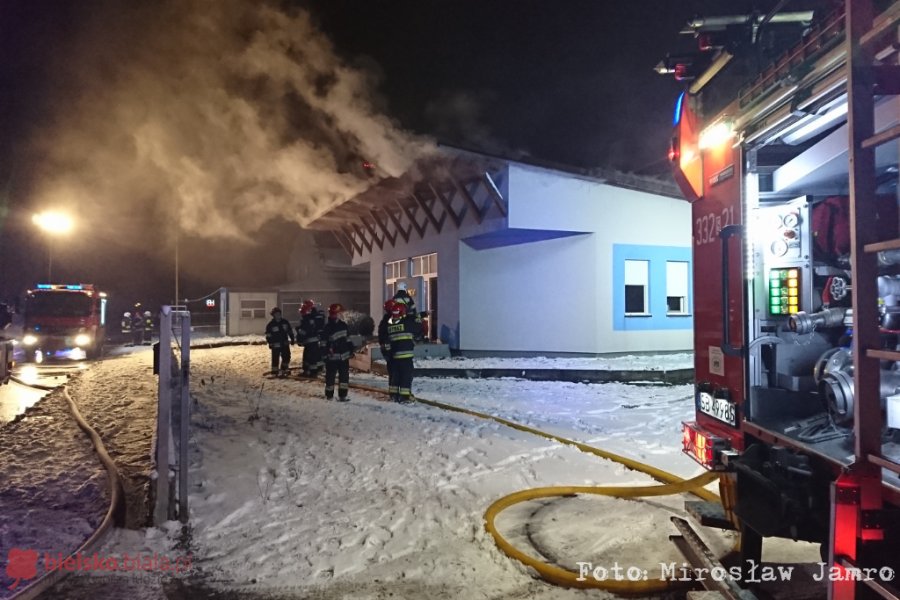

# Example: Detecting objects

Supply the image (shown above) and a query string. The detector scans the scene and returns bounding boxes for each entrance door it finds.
[428,277,438,341]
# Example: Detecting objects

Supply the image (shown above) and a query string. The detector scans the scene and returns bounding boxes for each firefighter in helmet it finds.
[265,306,295,376]
[143,310,154,344]
[392,284,423,341]
[322,303,354,401]
[378,299,396,383]
[296,299,324,377]
[387,300,420,403]
[121,311,133,345]
[131,303,145,347]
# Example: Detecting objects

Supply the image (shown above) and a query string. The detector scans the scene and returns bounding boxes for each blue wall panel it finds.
[612,244,693,331]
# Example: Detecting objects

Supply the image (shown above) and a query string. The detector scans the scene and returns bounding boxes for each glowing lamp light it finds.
[673,92,685,126]
[22,334,38,346]
[698,121,734,150]
[682,421,726,468]
[32,211,74,235]
[74,333,92,347]
[769,268,801,316]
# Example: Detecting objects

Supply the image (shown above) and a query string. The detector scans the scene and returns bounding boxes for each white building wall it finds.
[460,234,598,353]
[226,291,278,336]
[493,164,692,353]
[349,161,692,354]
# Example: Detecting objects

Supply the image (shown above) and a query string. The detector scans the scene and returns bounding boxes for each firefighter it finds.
[296,299,324,377]
[378,299,395,383]
[393,287,424,341]
[387,300,420,403]
[131,304,145,347]
[322,303,354,401]
[392,284,417,315]
[265,307,294,376]
[143,310,154,344]
[121,312,133,345]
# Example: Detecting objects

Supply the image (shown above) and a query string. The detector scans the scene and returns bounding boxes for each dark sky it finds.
[0,0,829,311]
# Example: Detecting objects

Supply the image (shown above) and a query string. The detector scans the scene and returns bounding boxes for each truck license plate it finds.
[698,392,737,427]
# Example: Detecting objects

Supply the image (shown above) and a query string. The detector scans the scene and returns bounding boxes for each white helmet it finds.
[143,311,151,317]
[124,312,132,318]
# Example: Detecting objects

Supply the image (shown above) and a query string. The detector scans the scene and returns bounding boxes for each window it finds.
[385,259,410,301]
[666,261,690,315]
[411,253,437,277]
[240,299,267,319]
[384,260,407,280]
[624,260,649,315]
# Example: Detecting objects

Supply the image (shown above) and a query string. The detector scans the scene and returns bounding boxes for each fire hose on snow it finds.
[349,382,729,594]
[7,381,126,600]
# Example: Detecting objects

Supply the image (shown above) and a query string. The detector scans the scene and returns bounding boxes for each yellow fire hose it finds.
[350,382,731,594]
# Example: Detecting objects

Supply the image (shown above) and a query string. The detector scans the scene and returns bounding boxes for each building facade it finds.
[307,151,693,355]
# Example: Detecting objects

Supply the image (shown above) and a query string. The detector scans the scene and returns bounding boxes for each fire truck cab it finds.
[666,0,900,597]
[22,284,108,362]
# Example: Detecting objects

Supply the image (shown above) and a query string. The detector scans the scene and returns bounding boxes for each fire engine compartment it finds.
[744,188,900,486]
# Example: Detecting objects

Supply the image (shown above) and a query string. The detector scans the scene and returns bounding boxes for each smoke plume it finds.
[26,0,433,245]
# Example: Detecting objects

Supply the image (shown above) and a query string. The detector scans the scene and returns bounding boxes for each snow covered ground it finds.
[3,343,819,599]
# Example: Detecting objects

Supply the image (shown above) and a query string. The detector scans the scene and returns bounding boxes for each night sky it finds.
[0,0,829,313]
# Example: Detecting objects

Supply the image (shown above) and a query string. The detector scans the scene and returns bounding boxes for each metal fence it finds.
[154,306,191,524]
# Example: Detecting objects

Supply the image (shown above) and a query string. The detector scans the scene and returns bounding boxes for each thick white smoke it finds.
[28,0,433,245]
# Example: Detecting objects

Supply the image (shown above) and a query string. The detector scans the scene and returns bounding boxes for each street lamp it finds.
[32,211,73,281]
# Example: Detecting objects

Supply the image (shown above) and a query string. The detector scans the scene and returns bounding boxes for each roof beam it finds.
[331,229,354,257]
[370,209,397,247]
[340,225,363,256]
[481,172,508,217]
[397,198,427,239]
[360,215,384,250]
[384,206,411,244]
[411,192,445,234]
[430,183,462,229]
[451,176,484,224]
[350,222,373,253]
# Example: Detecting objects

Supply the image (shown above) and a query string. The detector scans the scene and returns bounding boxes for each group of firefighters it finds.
[265,290,422,403]
[121,303,154,346]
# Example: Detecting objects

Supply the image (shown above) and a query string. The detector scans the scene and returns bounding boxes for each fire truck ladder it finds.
[835,0,900,599]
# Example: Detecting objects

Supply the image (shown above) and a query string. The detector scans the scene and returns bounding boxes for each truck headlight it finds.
[74,333,92,347]
[22,334,38,346]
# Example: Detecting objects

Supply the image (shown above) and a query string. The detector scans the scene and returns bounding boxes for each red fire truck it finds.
[22,284,109,362]
[665,0,900,597]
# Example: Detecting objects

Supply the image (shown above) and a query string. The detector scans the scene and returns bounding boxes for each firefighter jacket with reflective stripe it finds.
[387,315,420,360]
[378,313,391,355]
[297,310,325,345]
[323,318,354,361]
[265,317,294,349]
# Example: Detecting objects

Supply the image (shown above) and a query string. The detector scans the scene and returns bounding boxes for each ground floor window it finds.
[666,261,690,315]
[384,259,409,299]
[240,299,267,319]
[613,244,693,331]
[384,253,439,340]
[624,260,649,315]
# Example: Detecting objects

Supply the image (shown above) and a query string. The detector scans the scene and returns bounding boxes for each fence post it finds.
[154,306,172,525]
[179,311,191,523]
